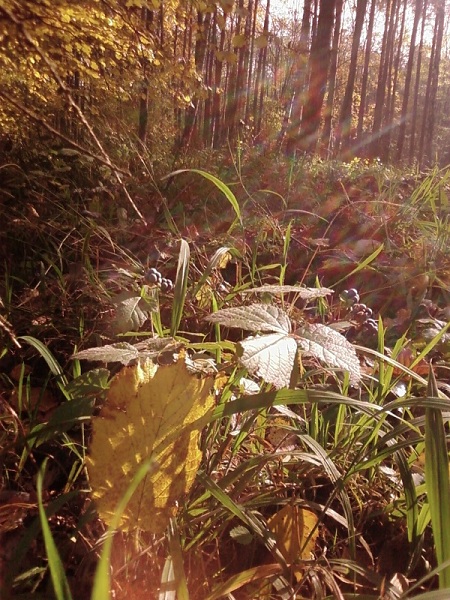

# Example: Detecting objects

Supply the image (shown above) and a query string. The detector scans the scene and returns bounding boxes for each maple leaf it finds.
[87,354,215,532]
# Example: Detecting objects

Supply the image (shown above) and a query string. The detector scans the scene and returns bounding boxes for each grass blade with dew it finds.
[425,366,450,589]
[170,239,190,338]
[37,459,73,600]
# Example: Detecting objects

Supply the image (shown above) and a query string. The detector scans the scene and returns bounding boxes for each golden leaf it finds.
[267,505,318,581]
[232,34,246,48]
[87,355,215,532]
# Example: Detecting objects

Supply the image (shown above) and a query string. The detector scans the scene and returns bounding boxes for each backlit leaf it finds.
[87,355,215,532]
[238,333,297,390]
[207,303,291,335]
[232,34,246,48]
[267,505,319,581]
[254,34,269,49]
[243,285,333,300]
[297,322,361,385]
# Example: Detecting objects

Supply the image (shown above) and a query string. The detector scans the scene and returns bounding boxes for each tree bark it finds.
[336,0,367,157]
[395,0,423,161]
[288,0,336,155]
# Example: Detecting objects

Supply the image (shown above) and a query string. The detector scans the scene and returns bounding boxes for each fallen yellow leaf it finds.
[87,354,215,532]
[267,504,318,581]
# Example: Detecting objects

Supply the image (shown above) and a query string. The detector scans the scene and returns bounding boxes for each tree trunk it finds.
[409,0,428,161]
[382,0,407,161]
[283,0,312,153]
[336,0,367,157]
[420,0,445,166]
[395,0,423,161]
[322,0,343,156]
[287,0,336,155]
[371,0,397,158]
[137,7,154,143]
[356,0,376,153]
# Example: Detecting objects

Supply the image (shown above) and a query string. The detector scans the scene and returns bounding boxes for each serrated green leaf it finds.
[207,303,291,335]
[297,323,361,385]
[73,343,139,365]
[238,333,297,389]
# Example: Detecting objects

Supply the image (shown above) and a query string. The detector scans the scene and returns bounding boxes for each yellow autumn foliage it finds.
[267,505,319,581]
[87,354,215,533]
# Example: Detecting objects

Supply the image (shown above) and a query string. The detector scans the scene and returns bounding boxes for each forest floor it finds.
[1,151,450,599]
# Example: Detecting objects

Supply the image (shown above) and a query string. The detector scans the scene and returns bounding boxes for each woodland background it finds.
[3,2,450,599]
[1,0,450,172]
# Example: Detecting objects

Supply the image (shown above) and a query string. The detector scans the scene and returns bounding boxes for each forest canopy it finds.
[1,0,450,168]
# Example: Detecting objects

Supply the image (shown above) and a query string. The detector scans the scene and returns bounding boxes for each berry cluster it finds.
[144,267,174,293]
[340,288,378,333]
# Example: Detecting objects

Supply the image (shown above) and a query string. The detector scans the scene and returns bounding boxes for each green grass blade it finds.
[91,457,159,600]
[192,246,232,298]
[19,335,69,390]
[37,460,73,600]
[163,169,242,227]
[332,243,384,287]
[425,366,450,589]
[165,518,189,600]
[170,239,190,337]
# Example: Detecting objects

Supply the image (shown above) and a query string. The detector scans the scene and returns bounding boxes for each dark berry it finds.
[160,278,173,293]
[340,288,360,305]
[144,267,163,285]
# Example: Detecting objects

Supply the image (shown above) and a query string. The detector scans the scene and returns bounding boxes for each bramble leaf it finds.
[296,322,361,385]
[238,333,297,390]
[73,342,139,365]
[207,303,291,335]
[112,291,156,334]
[243,285,333,300]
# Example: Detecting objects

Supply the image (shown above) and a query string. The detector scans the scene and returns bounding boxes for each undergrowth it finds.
[1,153,450,599]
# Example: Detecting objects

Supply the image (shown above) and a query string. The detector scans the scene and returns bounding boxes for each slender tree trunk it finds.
[245,0,258,124]
[336,0,367,157]
[297,0,337,154]
[420,0,445,166]
[286,0,336,155]
[253,0,270,136]
[138,7,154,143]
[180,9,211,148]
[371,0,397,158]
[382,0,407,161]
[409,0,428,162]
[283,0,312,152]
[356,0,376,153]
[212,8,227,148]
[322,0,343,156]
[396,0,423,161]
